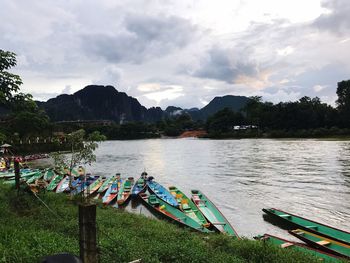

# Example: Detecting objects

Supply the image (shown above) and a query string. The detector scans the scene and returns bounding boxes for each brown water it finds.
[85,138,350,238]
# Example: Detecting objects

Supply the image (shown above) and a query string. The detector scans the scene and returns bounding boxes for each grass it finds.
[0,183,345,263]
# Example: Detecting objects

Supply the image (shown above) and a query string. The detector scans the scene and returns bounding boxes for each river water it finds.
[86,138,350,238]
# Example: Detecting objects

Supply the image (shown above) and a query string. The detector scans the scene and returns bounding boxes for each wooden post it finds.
[14,158,20,194]
[79,203,98,263]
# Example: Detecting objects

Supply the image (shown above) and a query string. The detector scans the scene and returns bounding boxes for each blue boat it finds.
[72,175,99,195]
[147,179,179,207]
[131,172,147,197]
[103,177,123,204]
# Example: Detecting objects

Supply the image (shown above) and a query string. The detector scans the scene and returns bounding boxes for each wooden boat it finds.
[43,169,55,181]
[102,178,122,205]
[117,177,134,205]
[72,175,99,195]
[262,208,350,245]
[26,171,44,184]
[139,192,212,233]
[97,175,116,193]
[46,175,63,191]
[56,176,71,193]
[169,186,209,227]
[255,234,342,262]
[147,180,179,207]
[289,229,350,258]
[191,190,239,237]
[2,171,40,185]
[83,177,105,195]
[131,173,147,197]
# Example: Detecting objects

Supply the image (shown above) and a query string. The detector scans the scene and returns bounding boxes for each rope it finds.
[32,192,59,218]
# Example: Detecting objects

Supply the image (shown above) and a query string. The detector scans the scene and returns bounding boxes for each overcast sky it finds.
[1,0,350,109]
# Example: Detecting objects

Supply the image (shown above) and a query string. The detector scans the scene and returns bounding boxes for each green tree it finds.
[336,80,350,127]
[0,50,23,106]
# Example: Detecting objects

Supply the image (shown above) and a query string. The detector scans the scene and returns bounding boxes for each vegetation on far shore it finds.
[0,183,334,263]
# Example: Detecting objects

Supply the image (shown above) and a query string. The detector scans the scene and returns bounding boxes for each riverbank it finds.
[0,183,325,263]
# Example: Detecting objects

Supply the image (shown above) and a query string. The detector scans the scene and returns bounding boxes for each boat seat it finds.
[281,242,294,248]
[316,240,331,246]
[211,222,227,225]
[279,214,292,219]
[305,225,318,230]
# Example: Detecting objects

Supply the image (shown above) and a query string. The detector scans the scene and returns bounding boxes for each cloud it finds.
[82,13,199,64]
[313,0,350,35]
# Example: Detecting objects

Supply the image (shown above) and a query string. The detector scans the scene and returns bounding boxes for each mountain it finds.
[198,95,250,119]
[37,85,250,123]
[37,85,163,123]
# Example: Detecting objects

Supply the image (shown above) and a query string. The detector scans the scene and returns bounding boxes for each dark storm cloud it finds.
[82,14,199,64]
[313,0,350,34]
[192,46,258,83]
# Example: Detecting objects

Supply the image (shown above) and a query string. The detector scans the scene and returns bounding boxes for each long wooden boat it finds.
[102,178,122,205]
[43,169,55,181]
[117,177,134,205]
[262,208,350,245]
[26,171,44,184]
[289,229,350,258]
[97,175,116,193]
[131,173,147,197]
[191,190,239,237]
[2,171,40,185]
[169,186,209,227]
[72,175,99,195]
[147,180,179,207]
[83,177,105,195]
[56,176,71,193]
[46,174,63,191]
[255,234,342,262]
[139,192,212,233]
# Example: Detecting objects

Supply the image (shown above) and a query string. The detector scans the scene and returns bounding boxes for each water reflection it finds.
[88,139,350,238]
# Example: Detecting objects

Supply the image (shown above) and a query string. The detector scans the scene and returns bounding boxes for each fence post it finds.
[79,203,98,263]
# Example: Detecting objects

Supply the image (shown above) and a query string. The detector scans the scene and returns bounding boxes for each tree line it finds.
[1,49,350,142]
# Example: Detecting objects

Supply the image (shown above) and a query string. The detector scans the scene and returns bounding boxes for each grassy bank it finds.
[0,184,340,263]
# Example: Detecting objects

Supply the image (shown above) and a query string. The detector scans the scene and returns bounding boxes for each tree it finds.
[0,50,23,106]
[336,80,350,127]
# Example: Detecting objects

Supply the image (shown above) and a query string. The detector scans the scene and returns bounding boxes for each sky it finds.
[1,0,350,109]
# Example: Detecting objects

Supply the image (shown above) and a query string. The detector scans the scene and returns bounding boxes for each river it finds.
[86,138,350,238]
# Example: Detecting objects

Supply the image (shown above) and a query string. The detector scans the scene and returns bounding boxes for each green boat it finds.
[83,177,105,195]
[169,186,209,227]
[98,175,116,193]
[289,229,350,259]
[139,192,212,233]
[191,190,239,238]
[117,177,134,205]
[263,208,350,245]
[46,174,64,191]
[43,169,55,181]
[26,171,43,184]
[3,171,41,185]
[255,234,342,262]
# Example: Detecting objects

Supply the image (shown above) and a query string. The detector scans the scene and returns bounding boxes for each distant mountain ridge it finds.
[37,85,250,123]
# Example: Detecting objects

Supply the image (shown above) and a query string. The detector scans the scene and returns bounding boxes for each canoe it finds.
[139,192,212,233]
[46,175,63,191]
[65,177,83,193]
[72,175,99,195]
[147,180,179,207]
[97,175,116,193]
[26,171,44,184]
[83,177,105,195]
[262,208,350,245]
[169,186,209,227]
[56,176,71,193]
[290,229,350,258]
[191,190,239,237]
[102,178,122,205]
[255,234,342,262]
[43,169,55,181]
[117,177,134,205]
[2,171,40,185]
[131,174,147,197]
